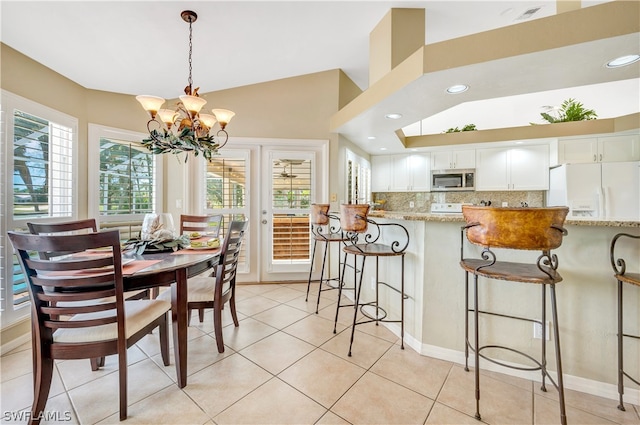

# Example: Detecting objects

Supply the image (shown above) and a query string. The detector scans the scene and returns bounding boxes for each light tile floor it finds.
[2,282,639,425]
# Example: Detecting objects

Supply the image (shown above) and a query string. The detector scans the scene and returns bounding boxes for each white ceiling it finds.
[2,0,637,154]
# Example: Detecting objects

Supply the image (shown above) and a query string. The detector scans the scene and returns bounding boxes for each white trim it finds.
[0,318,31,355]
[418,341,640,406]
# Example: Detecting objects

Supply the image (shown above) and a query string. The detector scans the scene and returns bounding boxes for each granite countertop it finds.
[368,210,639,228]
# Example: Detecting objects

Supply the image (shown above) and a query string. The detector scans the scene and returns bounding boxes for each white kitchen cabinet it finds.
[371,155,393,192]
[371,153,430,192]
[476,144,549,191]
[431,149,475,170]
[406,153,430,191]
[558,134,640,164]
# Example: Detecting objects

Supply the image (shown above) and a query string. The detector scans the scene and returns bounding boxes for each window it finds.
[13,111,73,219]
[1,91,78,327]
[88,125,163,241]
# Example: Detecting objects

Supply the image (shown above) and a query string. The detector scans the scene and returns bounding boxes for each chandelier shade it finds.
[136,10,235,162]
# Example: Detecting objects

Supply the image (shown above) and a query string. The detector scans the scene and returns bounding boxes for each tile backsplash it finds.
[372,191,544,212]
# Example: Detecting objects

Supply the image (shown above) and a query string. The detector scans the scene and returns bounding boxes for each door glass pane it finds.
[205,157,249,272]
[271,159,311,263]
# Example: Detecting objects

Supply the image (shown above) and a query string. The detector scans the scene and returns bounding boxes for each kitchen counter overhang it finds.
[368,210,639,228]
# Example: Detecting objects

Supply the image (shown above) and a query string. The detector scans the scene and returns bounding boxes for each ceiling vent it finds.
[515,6,542,20]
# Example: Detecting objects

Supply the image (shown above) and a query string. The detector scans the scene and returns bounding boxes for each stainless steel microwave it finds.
[431,169,475,191]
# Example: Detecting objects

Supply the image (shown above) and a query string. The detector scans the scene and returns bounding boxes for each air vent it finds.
[515,6,542,20]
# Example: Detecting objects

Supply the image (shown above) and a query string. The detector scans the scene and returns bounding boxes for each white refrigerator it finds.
[547,161,640,220]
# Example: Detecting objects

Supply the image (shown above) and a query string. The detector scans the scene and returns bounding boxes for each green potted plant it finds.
[533,98,597,124]
[443,124,477,133]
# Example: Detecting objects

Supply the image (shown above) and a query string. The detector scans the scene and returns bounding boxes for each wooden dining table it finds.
[122,249,220,388]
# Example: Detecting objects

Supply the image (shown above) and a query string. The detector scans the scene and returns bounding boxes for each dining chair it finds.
[158,219,248,353]
[8,230,171,424]
[28,218,150,299]
[28,218,151,371]
[177,214,224,322]
[180,214,223,239]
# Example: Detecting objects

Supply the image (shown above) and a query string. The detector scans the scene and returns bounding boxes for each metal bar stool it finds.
[335,203,409,356]
[610,232,640,411]
[305,203,350,314]
[460,206,569,425]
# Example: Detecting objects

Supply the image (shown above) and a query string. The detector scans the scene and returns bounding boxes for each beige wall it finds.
[1,42,361,345]
[1,43,358,214]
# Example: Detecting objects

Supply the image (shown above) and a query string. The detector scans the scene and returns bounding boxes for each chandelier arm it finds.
[216,129,229,149]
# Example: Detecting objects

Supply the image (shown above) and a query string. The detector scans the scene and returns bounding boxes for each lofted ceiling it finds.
[2,0,638,155]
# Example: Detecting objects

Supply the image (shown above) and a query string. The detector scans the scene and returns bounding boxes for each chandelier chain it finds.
[187,18,193,90]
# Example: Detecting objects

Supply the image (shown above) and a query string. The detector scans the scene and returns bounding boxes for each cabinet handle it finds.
[594,154,597,162]
[599,154,603,162]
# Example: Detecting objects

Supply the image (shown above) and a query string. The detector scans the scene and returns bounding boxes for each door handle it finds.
[261,219,268,224]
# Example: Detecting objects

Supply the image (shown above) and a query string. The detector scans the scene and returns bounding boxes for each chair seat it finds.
[343,243,405,257]
[54,300,170,343]
[460,259,562,285]
[617,272,640,287]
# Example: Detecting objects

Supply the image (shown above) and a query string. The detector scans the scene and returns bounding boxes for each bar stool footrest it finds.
[360,303,387,321]
[378,281,409,299]
[467,342,563,392]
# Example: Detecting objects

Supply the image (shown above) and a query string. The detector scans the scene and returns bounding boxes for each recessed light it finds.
[385,113,402,120]
[411,149,418,152]
[606,54,640,68]
[446,84,469,94]
[380,147,388,151]
[367,136,376,140]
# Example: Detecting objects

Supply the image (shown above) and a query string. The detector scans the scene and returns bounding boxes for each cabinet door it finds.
[371,156,392,192]
[392,155,411,191]
[558,138,598,163]
[407,153,430,191]
[431,151,452,170]
[452,149,475,169]
[476,147,509,191]
[599,134,640,162]
[510,144,549,190]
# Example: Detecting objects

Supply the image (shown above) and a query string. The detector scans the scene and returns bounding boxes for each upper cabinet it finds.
[557,134,640,164]
[431,149,475,170]
[371,153,430,192]
[476,144,549,191]
[371,155,393,192]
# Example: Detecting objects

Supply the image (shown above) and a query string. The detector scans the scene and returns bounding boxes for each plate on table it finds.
[184,245,218,251]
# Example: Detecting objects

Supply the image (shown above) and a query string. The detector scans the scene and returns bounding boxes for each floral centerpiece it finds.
[124,214,189,254]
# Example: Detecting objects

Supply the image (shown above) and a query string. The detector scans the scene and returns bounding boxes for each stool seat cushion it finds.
[460,259,562,284]
[617,272,640,287]
[343,243,405,257]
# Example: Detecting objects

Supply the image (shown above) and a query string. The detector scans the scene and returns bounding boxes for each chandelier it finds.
[136,10,234,162]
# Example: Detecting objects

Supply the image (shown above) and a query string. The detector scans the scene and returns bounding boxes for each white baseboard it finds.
[419,341,640,406]
[0,331,31,356]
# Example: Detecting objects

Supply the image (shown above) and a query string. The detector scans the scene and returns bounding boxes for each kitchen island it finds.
[342,210,639,404]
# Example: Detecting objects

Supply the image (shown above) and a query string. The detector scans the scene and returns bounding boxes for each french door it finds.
[260,144,326,282]
[196,139,327,283]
